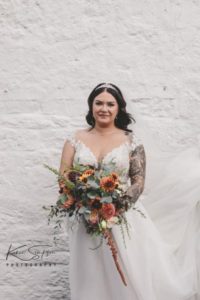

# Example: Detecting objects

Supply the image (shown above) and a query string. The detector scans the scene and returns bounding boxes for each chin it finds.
[96,120,113,126]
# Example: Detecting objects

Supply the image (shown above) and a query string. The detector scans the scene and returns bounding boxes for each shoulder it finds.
[74,127,91,139]
[65,127,91,147]
[127,130,144,152]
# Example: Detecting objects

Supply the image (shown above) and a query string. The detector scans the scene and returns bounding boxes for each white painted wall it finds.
[0,0,199,299]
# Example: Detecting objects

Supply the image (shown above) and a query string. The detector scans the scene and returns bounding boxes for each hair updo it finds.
[85,82,136,132]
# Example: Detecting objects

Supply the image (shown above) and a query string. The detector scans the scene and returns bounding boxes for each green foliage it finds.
[87,178,99,189]
[57,193,67,205]
[100,196,113,203]
[86,191,99,199]
[43,163,75,189]
[73,162,89,172]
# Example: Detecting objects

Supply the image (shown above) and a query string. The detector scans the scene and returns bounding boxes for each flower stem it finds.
[103,229,127,286]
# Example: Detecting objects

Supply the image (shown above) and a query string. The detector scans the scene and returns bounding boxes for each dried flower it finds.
[63,186,71,194]
[91,199,102,209]
[61,196,75,209]
[68,171,81,183]
[111,172,118,181]
[89,210,99,224]
[110,172,120,188]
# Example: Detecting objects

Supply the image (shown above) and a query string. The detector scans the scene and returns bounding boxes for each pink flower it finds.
[101,203,116,220]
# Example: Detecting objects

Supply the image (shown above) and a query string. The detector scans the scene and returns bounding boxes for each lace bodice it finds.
[65,129,144,192]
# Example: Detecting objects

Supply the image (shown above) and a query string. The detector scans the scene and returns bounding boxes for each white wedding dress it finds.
[65,130,200,300]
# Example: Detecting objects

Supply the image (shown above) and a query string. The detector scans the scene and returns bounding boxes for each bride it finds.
[59,83,200,300]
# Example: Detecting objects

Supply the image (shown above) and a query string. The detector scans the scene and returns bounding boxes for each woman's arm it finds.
[59,140,75,175]
[125,144,146,203]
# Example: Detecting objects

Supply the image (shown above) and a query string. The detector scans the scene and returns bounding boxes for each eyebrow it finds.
[94,99,116,103]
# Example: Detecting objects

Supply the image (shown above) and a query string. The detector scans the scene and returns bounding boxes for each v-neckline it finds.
[76,139,130,164]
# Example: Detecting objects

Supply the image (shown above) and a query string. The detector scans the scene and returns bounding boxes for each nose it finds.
[100,104,108,112]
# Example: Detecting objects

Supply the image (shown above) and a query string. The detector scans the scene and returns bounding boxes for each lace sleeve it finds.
[129,131,143,151]
[65,131,77,148]
[125,132,146,203]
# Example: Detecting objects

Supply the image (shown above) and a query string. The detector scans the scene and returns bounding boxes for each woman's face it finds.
[92,91,119,126]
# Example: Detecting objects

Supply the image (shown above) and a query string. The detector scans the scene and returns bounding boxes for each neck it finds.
[93,124,118,135]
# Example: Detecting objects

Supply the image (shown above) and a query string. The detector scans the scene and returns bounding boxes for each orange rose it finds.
[101,203,116,220]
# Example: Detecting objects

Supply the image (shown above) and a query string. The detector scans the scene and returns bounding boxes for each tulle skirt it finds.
[67,147,200,300]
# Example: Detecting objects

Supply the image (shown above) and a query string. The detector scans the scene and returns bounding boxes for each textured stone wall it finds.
[0,0,200,299]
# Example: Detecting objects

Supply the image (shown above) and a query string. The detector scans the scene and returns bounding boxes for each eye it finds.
[94,101,102,105]
[94,100,116,107]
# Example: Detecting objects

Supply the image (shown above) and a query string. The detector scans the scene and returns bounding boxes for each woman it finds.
[59,83,199,300]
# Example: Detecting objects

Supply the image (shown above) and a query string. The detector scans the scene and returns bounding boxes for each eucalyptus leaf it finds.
[112,190,120,199]
[94,170,100,177]
[87,178,99,189]
[100,196,113,203]
[87,191,98,199]
[78,206,86,214]
[73,163,88,172]
[101,191,109,197]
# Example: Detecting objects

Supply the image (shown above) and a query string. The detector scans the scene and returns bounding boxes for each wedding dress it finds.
[64,129,200,300]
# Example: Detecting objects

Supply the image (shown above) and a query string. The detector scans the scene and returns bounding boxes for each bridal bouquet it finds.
[43,162,140,286]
